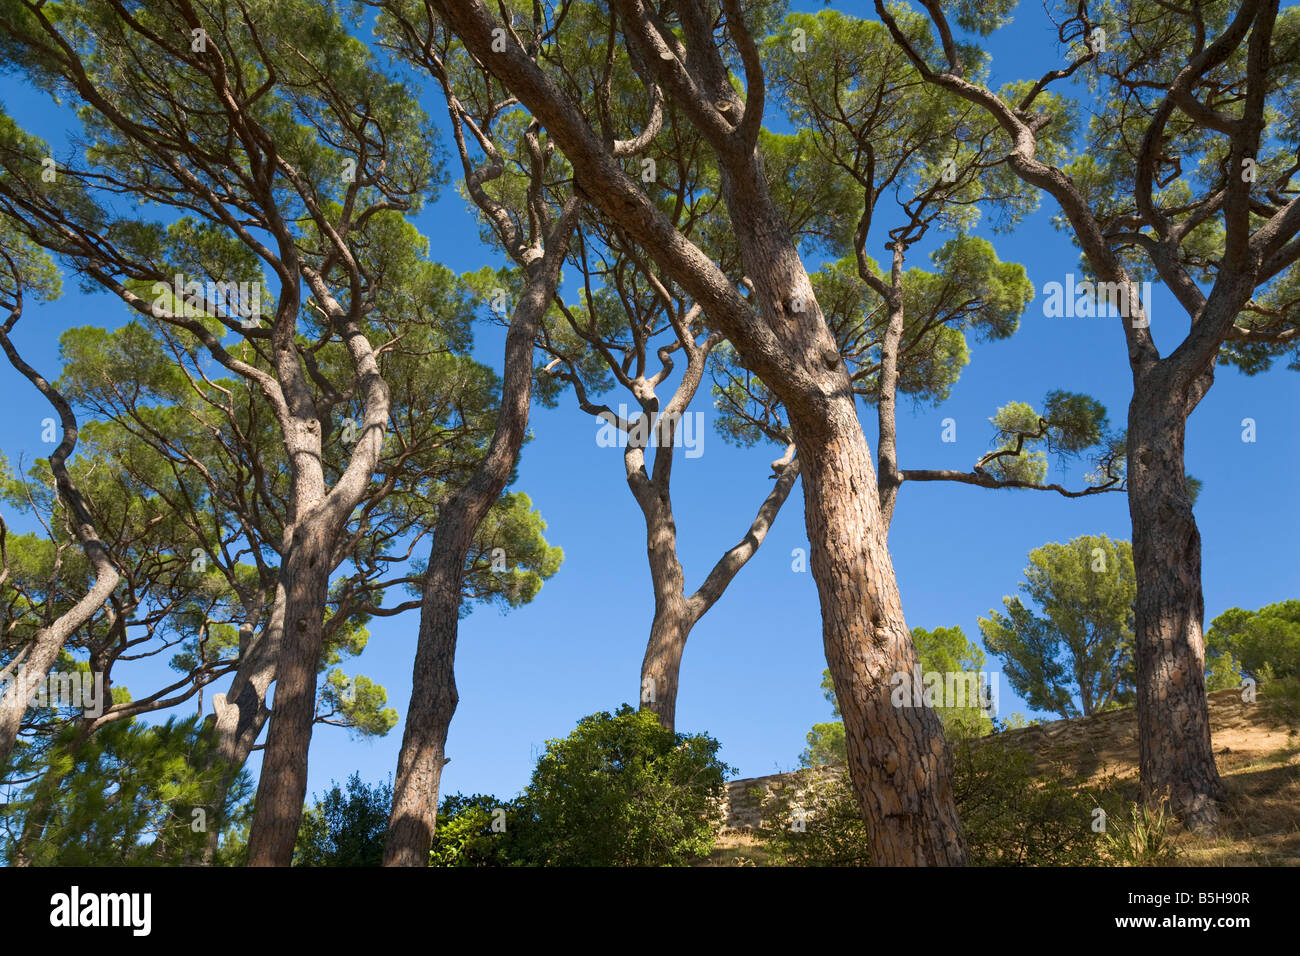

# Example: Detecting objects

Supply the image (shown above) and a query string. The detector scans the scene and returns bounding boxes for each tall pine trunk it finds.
[382,516,466,866]
[636,484,691,731]
[720,163,967,865]
[246,523,333,865]
[429,0,967,863]
[197,588,286,863]
[383,208,577,866]
[1127,380,1224,827]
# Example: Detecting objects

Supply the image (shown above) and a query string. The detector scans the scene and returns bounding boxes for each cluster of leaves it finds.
[983,392,1122,488]
[980,535,1136,718]
[505,706,733,867]
[953,738,1115,867]
[1,713,252,866]
[291,707,733,868]
[291,773,394,867]
[428,793,514,867]
[1205,600,1300,687]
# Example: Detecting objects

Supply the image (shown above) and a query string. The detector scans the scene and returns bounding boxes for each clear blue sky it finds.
[0,1,1296,807]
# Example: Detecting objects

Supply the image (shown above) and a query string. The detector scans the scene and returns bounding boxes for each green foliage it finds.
[997,712,1045,731]
[913,625,996,737]
[462,492,565,612]
[1205,649,1246,692]
[1,715,251,866]
[1099,801,1179,867]
[980,535,1136,717]
[953,738,1108,866]
[293,773,392,867]
[985,401,1049,483]
[947,0,1018,36]
[508,705,733,866]
[756,768,872,867]
[799,721,846,768]
[429,793,515,867]
[319,672,398,737]
[1206,600,1300,683]
[1258,675,1300,728]
[983,391,1118,486]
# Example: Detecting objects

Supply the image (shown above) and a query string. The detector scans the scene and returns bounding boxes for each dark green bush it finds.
[508,704,733,866]
[293,773,392,866]
[429,792,516,866]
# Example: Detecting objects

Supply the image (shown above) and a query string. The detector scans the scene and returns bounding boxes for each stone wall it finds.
[719,764,841,832]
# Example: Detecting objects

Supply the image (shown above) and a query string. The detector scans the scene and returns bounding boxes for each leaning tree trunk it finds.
[635,478,692,731]
[0,323,119,769]
[1127,377,1224,828]
[795,395,966,864]
[245,520,334,866]
[429,0,966,864]
[874,247,907,532]
[196,586,286,864]
[720,162,967,866]
[382,518,467,867]
[383,208,578,866]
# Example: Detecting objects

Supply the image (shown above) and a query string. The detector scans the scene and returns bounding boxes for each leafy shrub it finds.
[508,705,733,866]
[1260,674,1300,727]
[953,737,1108,866]
[2,715,251,866]
[429,793,515,867]
[293,773,392,866]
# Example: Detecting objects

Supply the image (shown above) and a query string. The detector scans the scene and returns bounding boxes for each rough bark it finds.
[245,523,334,865]
[247,282,393,866]
[1127,374,1225,826]
[632,450,692,731]
[197,583,286,863]
[383,203,579,866]
[715,148,966,865]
